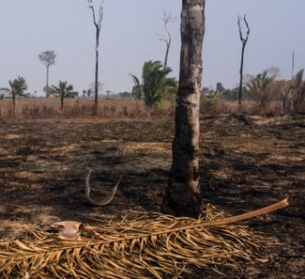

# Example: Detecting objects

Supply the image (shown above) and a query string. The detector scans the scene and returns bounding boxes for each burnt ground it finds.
[0,113,304,278]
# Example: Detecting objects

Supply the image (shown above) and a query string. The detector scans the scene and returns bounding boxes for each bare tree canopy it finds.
[237,15,250,107]
[39,50,56,68]
[159,11,177,68]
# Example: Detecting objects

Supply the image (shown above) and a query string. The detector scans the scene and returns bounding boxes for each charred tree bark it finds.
[94,25,100,112]
[162,0,205,218]
[60,94,64,110]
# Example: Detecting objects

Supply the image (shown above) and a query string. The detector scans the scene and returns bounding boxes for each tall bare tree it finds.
[162,0,205,218]
[39,50,56,98]
[87,0,104,114]
[237,15,250,108]
[159,11,176,68]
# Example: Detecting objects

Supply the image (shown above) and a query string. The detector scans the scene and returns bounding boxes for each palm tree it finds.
[246,70,278,108]
[1,76,28,117]
[130,60,177,115]
[50,81,75,109]
[288,69,305,112]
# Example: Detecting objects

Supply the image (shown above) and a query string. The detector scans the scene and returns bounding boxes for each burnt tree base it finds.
[161,177,201,218]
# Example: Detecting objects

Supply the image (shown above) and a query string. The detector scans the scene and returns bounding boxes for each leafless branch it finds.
[238,14,250,45]
[237,14,251,107]
[87,0,104,30]
[86,0,104,111]
[159,11,177,68]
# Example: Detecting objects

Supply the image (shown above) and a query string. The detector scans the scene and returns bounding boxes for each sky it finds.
[0,0,304,96]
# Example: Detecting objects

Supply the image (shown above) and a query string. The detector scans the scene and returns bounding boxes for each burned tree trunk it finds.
[237,15,250,108]
[162,0,205,218]
[87,0,104,115]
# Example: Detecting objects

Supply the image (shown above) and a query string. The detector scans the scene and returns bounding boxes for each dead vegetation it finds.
[0,201,288,279]
[0,99,304,278]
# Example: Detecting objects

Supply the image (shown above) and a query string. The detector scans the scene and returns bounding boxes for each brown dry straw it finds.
[0,198,289,279]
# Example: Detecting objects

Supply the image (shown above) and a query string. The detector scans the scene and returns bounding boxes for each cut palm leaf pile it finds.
[0,199,288,279]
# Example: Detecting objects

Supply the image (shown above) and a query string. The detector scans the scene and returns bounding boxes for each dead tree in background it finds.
[159,11,176,68]
[39,50,56,98]
[237,15,250,108]
[87,0,104,114]
[162,0,205,218]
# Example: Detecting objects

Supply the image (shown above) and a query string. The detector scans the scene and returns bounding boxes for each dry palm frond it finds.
[246,71,279,108]
[289,69,305,112]
[0,199,288,279]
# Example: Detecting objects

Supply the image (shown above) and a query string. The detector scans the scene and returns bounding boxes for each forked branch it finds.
[159,11,176,68]
[237,14,251,107]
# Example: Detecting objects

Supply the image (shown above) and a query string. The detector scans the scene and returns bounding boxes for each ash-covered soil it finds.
[0,113,304,278]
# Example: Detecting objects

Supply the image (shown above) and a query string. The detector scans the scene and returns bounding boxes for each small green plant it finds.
[201,91,220,110]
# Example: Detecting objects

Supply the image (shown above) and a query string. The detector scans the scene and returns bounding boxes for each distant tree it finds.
[105,90,112,99]
[87,89,91,97]
[201,87,210,95]
[216,82,225,92]
[50,81,75,109]
[89,82,103,95]
[237,15,250,108]
[221,87,249,101]
[1,76,28,117]
[159,11,176,68]
[119,92,132,98]
[87,0,104,114]
[162,0,205,217]
[130,60,177,115]
[39,50,57,98]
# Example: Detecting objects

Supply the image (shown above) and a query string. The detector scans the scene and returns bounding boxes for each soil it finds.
[0,113,304,278]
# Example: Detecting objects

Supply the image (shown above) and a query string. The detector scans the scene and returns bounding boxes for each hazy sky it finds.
[0,0,304,96]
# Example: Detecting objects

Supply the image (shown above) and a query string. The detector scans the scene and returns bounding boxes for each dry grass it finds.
[0,97,165,120]
[0,97,293,122]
